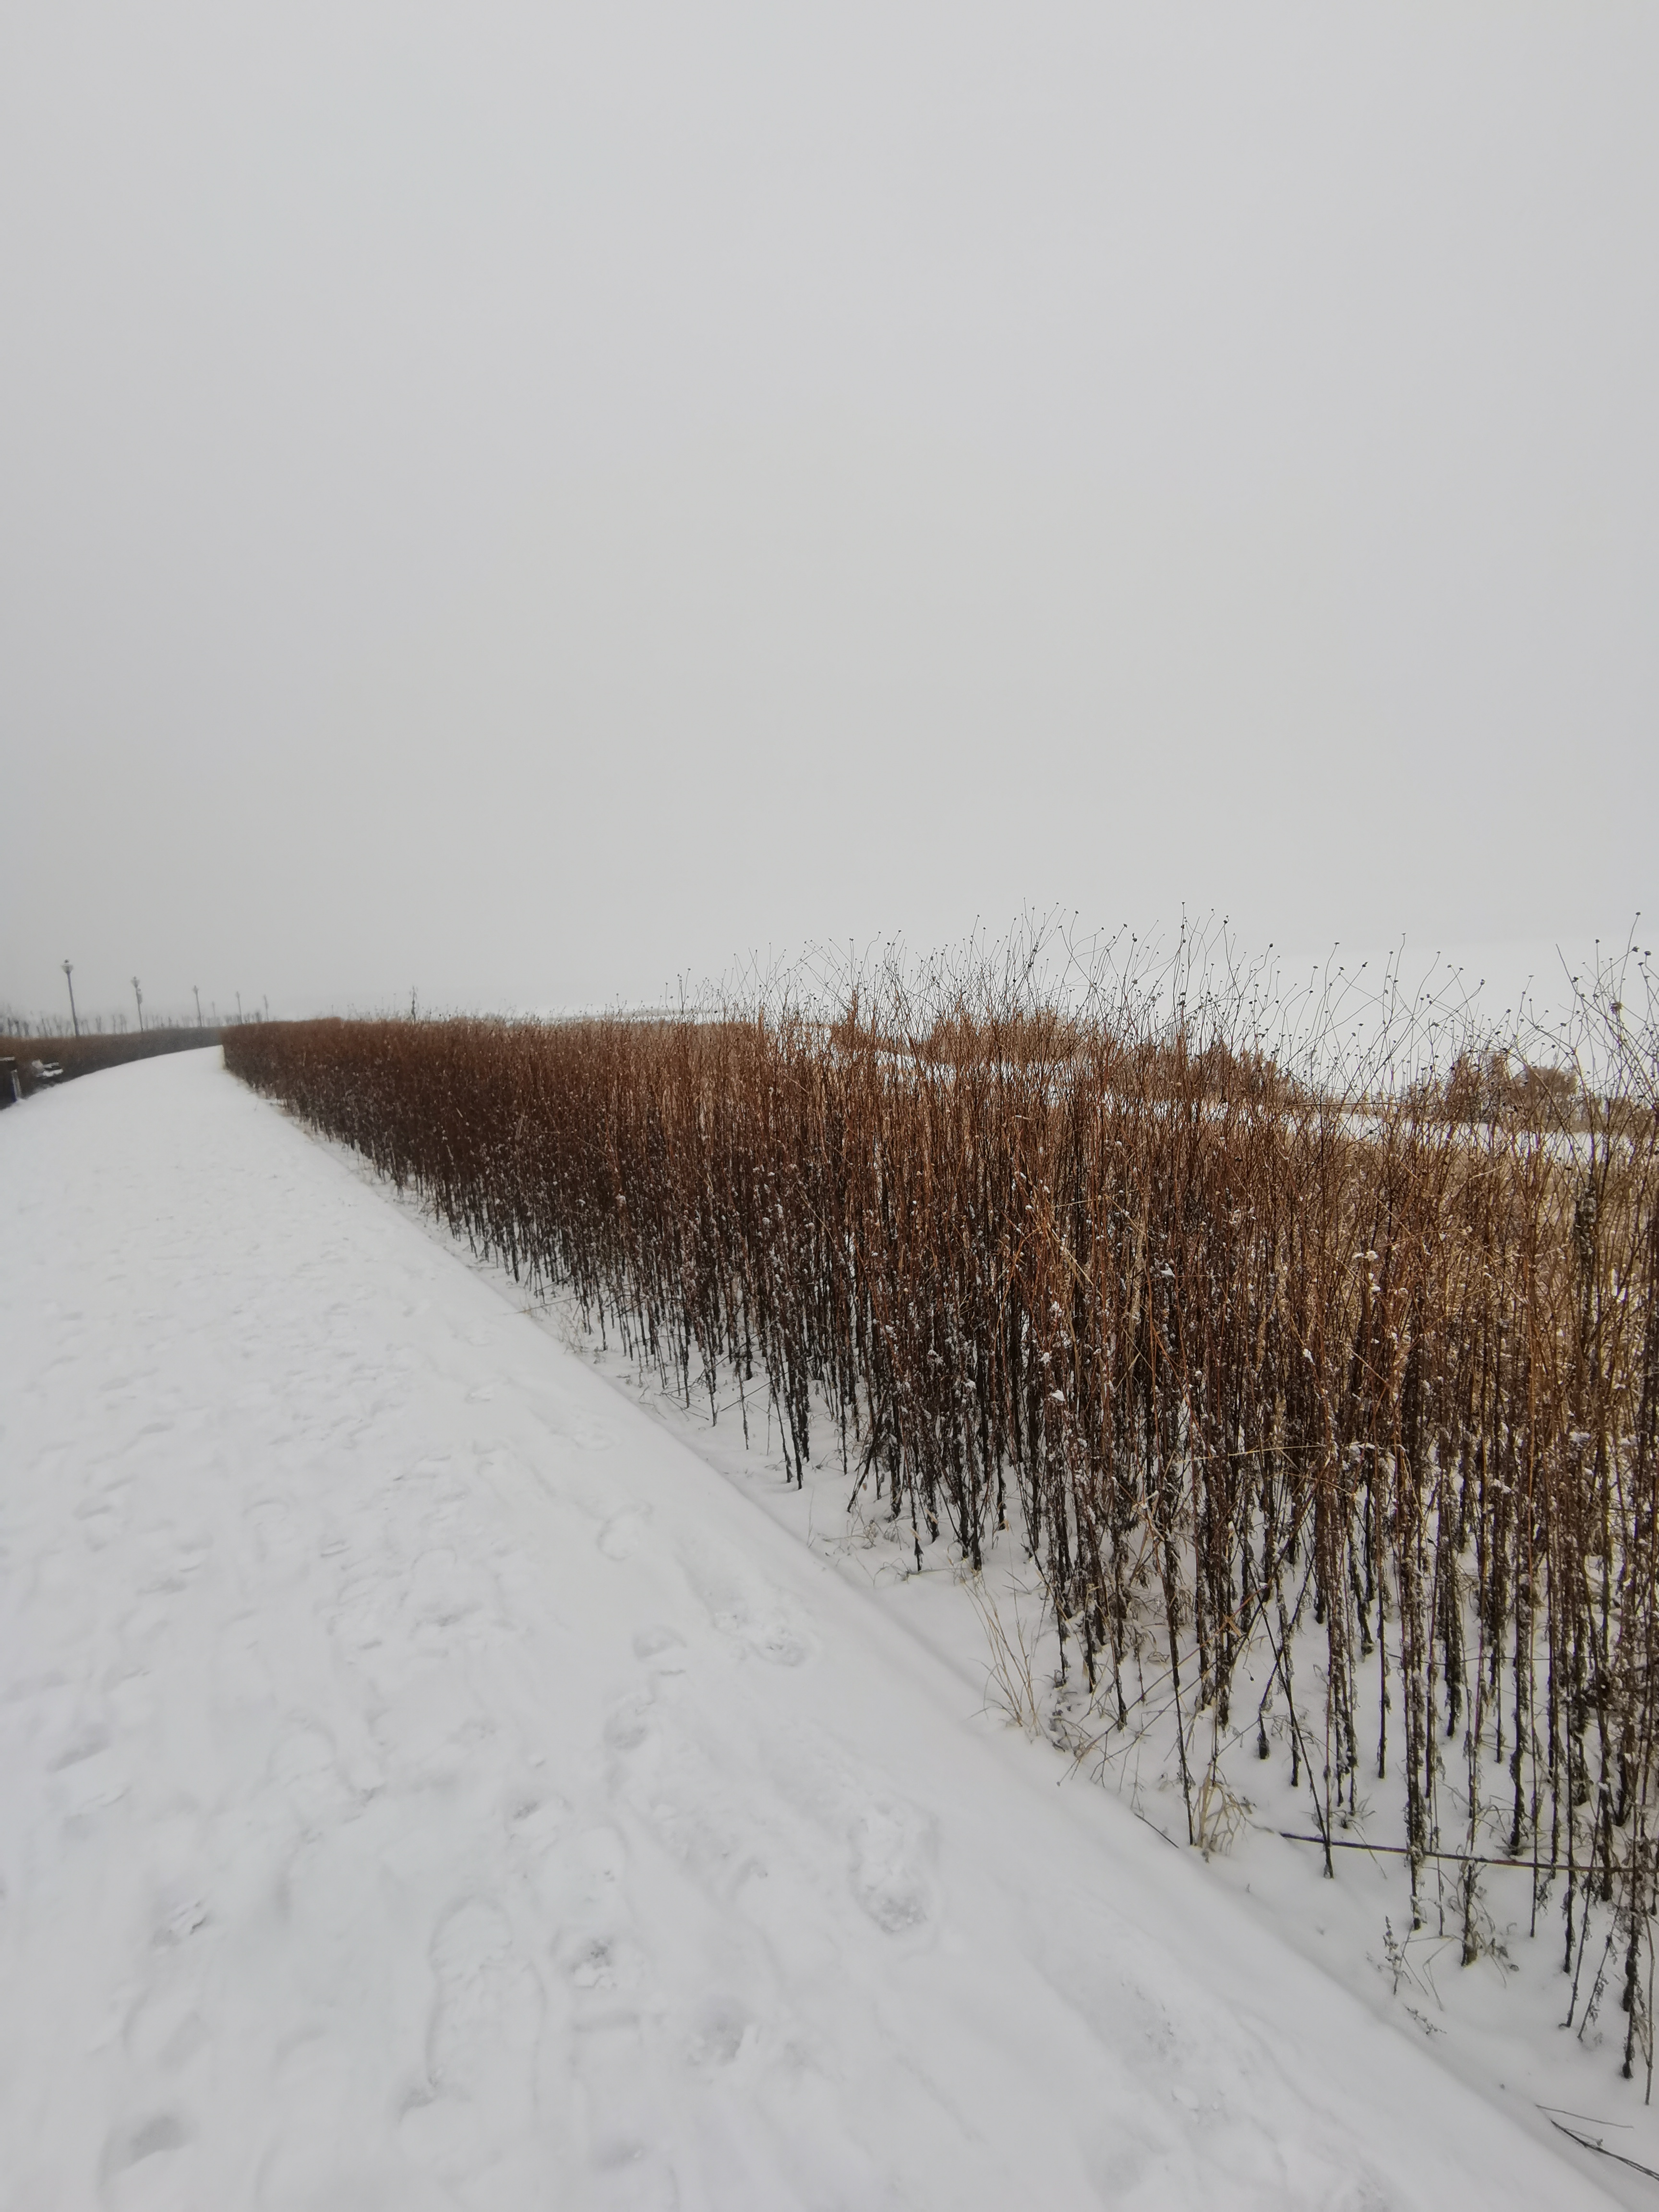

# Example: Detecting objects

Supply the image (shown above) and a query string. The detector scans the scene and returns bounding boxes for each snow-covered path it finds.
[0,1052,1620,2210]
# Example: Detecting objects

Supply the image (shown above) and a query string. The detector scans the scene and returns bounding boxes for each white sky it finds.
[3,2,1655,1025]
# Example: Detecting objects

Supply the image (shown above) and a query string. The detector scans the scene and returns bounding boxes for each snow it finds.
[0,1048,1633,2210]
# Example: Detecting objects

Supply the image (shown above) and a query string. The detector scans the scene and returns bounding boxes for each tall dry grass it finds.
[227,937,1659,2073]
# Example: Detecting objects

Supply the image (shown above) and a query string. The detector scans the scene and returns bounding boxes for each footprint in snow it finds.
[279,1827,391,2008]
[604,1692,655,1754]
[506,1786,572,1854]
[212,1628,277,1707]
[98,2112,195,2210]
[598,1504,650,1561]
[50,1721,132,1817]
[535,1396,616,1453]
[674,1537,813,1665]
[632,1625,687,1674]
[1,1667,70,1713]
[75,1490,128,1549]
[50,1720,112,1771]
[535,1824,631,1938]
[145,1521,211,1581]
[249,1498,306,1581]
[727,1610,810,1665]
[566,1929,647,1995]
[267,1719,357,1829]
[408,1545,484,1615]
[124,1983,209,2074]
[849,1803,937,1935]
[108,1671,156,1731]
[258,2039,403,2212]
[422,1897,542,2109]
[686,1995,756,2073]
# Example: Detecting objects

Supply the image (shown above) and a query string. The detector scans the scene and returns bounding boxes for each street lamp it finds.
[193,985,202,1028]
[62,960,79,1038]
[132,977,144,1034]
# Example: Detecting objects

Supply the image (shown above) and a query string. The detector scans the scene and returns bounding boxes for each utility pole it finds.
[193,985,203,1028]
[62,960,79,1037]
[132,977,144,1033]
[235,991,243,1025]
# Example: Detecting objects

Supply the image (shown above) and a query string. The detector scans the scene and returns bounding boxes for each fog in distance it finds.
[3,3,1655,1028]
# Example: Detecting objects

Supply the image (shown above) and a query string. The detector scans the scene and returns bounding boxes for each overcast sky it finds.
[3,2,1655,1026]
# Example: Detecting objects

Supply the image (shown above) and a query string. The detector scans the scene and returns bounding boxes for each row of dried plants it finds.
[225,927,1659,2080]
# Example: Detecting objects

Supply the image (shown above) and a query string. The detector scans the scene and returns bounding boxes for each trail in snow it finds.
[0,1051,1627,2209]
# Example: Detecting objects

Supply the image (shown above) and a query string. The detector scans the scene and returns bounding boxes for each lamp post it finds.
[62,960,79,1038]
[193,985,203,1028]
[132,977,144,1033]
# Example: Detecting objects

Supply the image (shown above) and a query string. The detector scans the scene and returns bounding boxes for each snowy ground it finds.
[0,1049,1640,2210]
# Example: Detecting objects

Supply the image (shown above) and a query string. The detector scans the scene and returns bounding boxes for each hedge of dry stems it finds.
[226,939,1659,2081]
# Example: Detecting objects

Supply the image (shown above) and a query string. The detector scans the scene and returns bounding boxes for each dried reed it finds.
[226,934,1659,2071]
